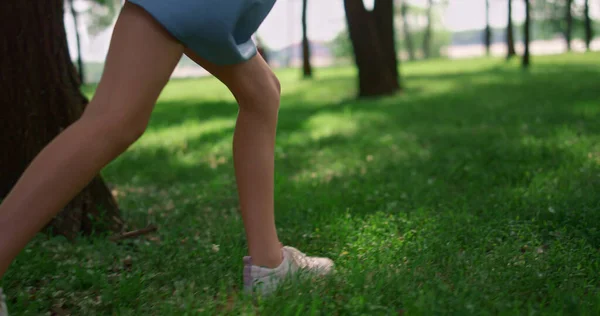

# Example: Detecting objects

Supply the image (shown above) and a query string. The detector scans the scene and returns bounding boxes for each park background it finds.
[2,0,600,315]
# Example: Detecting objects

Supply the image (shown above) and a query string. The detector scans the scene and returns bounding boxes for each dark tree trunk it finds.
[507,0,516,59]
[484,0,491,56]
[0,0,124,240]
[373,0,399,88]
[565,0,573,51]
[400,2,416,61]
[523,0,531,68]
[584,0,593,51]
[68,0,85,84]
[422,0,433,59]
[344,0,400,97]
[301,0,313,78]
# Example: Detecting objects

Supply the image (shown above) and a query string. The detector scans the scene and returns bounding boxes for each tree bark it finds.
[400,2,415,61]
[507,0,516,60]
[301,0,313,78]
[373,0,399,89]
[584,0,593,51]
[422,0,433,59]
[0,0,124,240]
[344,0,400,97]
[484,0,491,56]
[565,0,573,51]
[523,0,531,68]
[68,0,85,84]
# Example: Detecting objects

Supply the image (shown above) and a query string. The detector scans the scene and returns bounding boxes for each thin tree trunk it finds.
[523,0,531,68]
[400,2,415,61]
[301,0,312,78]
[422,0,433,59]
[565,0,573,51]
[68,0,85,84]
[584,0,593,51]
[485,0,491,56]
[344,0,400,97]
[0,0,124,239]
[507,0,516,59]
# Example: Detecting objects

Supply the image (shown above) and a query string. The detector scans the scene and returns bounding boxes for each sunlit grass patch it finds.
[4,52,600,315]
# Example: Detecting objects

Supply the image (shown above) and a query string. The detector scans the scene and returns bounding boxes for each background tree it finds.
[329,29,354,63]
[68,0,85,84]
[302,0,313,78]
[530,0,589,45]
[484,0,491,56]
[565,0,573,51]
[0,0,124,239]
[523,0,531,68]
[422,0,434,59]
[67,0,120,84]
[344,0,400,97]
[507,0,516,59]
[86,0,120,36]
[584,0,593,51]
[400,1,416,61]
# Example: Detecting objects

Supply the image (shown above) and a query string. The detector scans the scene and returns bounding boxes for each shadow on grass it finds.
[105,57,600,249]
[6,56,600,315]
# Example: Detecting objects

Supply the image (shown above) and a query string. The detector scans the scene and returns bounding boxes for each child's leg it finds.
[0,2,184,277]
[183,51,283,268]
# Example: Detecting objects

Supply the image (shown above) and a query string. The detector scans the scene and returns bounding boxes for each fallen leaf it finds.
[165,200,175,211]
[123,255,133,268]
[51,305,69,316]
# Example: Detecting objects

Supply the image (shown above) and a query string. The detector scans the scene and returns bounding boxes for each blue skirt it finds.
[128,0,276,65]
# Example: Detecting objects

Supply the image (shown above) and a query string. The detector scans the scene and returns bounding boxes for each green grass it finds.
[4,52,600,315]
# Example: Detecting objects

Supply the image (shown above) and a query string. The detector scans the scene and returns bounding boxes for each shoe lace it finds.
[286,247,313,268]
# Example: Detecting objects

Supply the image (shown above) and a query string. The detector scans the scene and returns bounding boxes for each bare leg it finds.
[0,2,184,277]
[184,51,283,268]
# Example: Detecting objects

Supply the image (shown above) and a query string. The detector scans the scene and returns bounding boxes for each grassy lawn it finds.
[3,52,600,315]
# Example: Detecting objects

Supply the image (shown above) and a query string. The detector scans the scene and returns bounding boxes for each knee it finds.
[105,115,148,150]
[271,74,282,97]
[237,71,281,115]
[113,116,148,148]
[82,110,148,151]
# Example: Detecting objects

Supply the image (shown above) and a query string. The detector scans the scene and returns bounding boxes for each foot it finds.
[243,246,334,295]
[0,288,8,316]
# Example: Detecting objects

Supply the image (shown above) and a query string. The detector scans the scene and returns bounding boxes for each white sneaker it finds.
[0,288,8,316]
[243,246,334,295]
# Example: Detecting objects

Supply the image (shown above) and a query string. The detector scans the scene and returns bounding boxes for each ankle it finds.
[252,256,283,269]
[250,246,283,269]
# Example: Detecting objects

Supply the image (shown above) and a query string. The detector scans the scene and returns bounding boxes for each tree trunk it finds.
[507,0,516,60]
[422,0,433,59]
[523,0,531,68]
[400,2,416,61]
[68,0,85,84]
[584,0,593,51]
[373,0,399,88]
[0,0,124,240]
[484,0,491,56]
[565,0,573,51]
[301,0,313,78]
[344,0,400,97]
